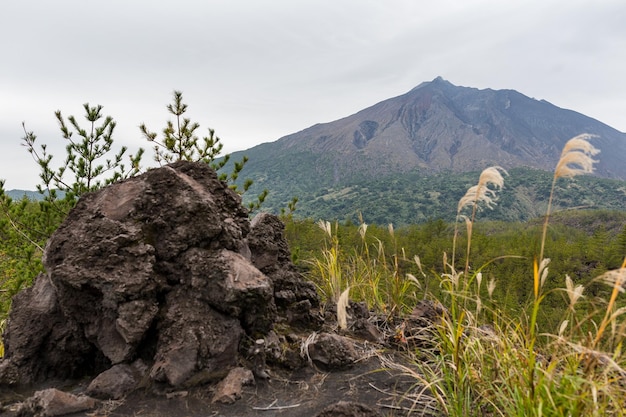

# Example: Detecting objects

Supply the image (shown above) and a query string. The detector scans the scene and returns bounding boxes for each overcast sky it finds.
[1,0,625,190]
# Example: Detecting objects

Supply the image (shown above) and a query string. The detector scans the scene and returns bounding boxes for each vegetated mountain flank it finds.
[293,167,626,225]
[5,189,66,201]
[5,190,42,201]
[225,77,626,224]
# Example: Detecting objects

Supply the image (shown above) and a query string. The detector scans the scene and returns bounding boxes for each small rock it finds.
[315,400,382,417]
[17,388,97,417]
[347,301,370,320]
[86,363,140,400]
[410,299,447,323]
[165,391,188,399]
[351,318,382,343]
[307,333,358,369]
[393,299,448,348]
[211,367,254,404]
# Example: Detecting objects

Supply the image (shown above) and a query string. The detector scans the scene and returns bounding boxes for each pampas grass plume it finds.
[337,286,351,330]
[565,274,585,308]
[457,166,507,213]
[555,134,599,179]
[539,134,599,262]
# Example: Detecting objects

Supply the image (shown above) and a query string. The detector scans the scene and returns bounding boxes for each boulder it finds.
[0,161,320,389]
[247,212,321,328]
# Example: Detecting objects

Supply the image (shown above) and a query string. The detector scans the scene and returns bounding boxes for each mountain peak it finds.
[242,78,626,183]
[226,78,626,223]
[410,76,453,92]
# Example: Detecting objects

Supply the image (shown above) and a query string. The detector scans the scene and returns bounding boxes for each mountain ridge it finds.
[236,77,625,179]
[225,77,625,223]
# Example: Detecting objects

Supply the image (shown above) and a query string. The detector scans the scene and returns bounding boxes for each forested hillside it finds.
[242,166,626,225]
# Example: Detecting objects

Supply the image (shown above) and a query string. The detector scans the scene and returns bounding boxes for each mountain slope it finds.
[228,78,626,222]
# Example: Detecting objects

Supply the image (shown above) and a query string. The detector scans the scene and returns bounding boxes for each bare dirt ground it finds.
[1,352,440,417]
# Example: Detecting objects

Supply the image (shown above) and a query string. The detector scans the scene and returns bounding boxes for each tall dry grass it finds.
[414,133,626,416]
[308,217,421,325]
[309,133,626,416]
[453,166,507,276]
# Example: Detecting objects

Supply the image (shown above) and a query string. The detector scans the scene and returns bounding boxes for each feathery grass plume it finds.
[487,278,496,299]
[555,135,600,178]
[598,267,626,294]
[311,219,345,302]
[593,265,626,349]
[565,274,585,309]
[456,166,507,214]
[539,134,599,262]
[453,166,507,275]
[414,255,426,278]
[300,332,317,366]
[337,287,350,330]
[405,273,422,289]
[358,221,368,240]
[413,255,428,298]
[317,219,332,237]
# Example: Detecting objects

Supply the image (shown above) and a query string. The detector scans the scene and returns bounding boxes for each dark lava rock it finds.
[85,362,144,400]
[247,212,321,328]
[16,388,98,417]
[306,333,358,370]
[315,400,383,417]
[0,161,320,389]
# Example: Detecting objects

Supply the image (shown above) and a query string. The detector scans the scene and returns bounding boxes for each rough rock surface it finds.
[211,367,254,404]
[306,333,358,370]
[16,389,97,417]
[0,161,320,389]
[315,401,383,417]
[85,361,147,400]
[247,212,321,328]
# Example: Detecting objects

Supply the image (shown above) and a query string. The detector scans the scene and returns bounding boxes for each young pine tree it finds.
[139,90,268,211]
[0,103,144,324]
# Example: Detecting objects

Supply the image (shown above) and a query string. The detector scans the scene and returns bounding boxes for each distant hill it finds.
[5,189,66,201]
[223,77,626,224]
[5,190,45,201]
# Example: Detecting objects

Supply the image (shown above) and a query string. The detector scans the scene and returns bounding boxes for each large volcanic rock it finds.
[0,161,319,388]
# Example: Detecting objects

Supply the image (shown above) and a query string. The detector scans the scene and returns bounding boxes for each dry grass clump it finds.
[308,216,420,325]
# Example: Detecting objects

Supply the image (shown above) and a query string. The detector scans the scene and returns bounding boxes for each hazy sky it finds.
[1,0,625,189]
